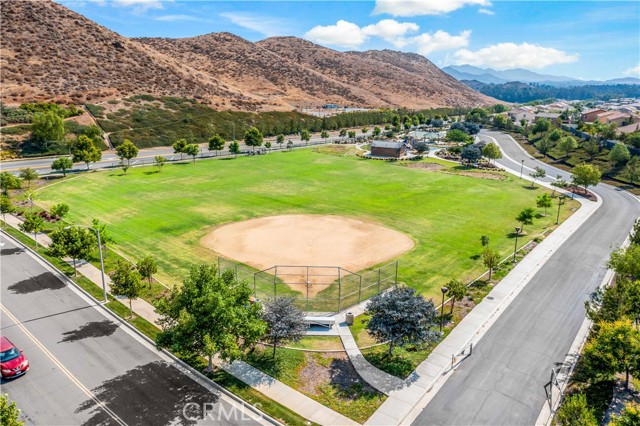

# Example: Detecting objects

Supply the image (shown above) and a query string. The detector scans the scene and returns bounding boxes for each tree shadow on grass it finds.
[365,350,415,379]
[143,170,159,175]
[243,347,284,379]
[469,253,481,260]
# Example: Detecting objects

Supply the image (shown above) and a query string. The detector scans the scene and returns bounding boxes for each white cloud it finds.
[478,8,495,15]
[361,19,420,48]
[111,0,165,13]
[220,12,293,37]
[304,20,369,48]
[452,42,579,69]
[154,14,203,22]
[412,30,471,55]
[373,0,491,17]
[623,64,640,77]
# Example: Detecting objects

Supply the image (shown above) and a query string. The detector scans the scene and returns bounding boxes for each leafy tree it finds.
[0,172,21,196]
[0,394,24,426]
[481,142,502,163]
[391,114,400,128]
[480,235,489,248]
[155,155,166,172]
[365,286,440,356]
[286,140,294,150]
[461,144,482,164]
[91,218,114,249]
[492,114,507,129]
[555,393,598,426]
[531,118,550,134]
[262,297,307,358]
[51,157,73,176]
[583,140,600,161]
[50,203,69,219]
[320,130,329,141]
[608,244,640,281]
[31,111,64,144]
[626,132,640,149]
[339,129,347,139]
[229,140,240,158]
[208,134,225,156]
[414,142,428,154]
[0,196,14,223]
[276,133,285,148]
[447,129,472,143]
[536,193,553,216]
[608,143,631,167]
[244,127,264,152]
[137,255,158,287]
[630,217,640,246]
[184,144,199,163]
[571,163,601,194]
[264,141,272,149]
[299,129,311,144]
[109,260,143,318]
[624,156,640,185]
[610,402,640,426]
[582,320,640,388]
[537,139,553,158]
[49,226,97,275]
[71,135,102,170]
[172,138,187,160]
[19,211,45,247]
[548,129,563,142]
[373,126,381,137]
[18,168,38,188]
[361,127,368,134]
[115,139,139,169]
[586,277,640,327]
[155,265,266,371]
[446,279,467,314]
[482,249,500,281]
[516,207,535,232]
[557,136,578,158]
[348,130,356,140]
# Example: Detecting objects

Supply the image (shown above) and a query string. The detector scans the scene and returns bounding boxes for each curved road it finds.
[412,130,639,425]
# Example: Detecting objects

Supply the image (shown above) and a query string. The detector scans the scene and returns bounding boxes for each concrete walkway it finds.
[3,214,355,426]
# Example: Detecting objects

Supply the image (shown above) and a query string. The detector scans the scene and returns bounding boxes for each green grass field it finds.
[35,147,578,300]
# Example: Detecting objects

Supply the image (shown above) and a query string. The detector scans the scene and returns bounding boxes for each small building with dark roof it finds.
[370,140,407,158]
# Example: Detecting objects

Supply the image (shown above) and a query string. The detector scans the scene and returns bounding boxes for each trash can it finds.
[345,312,354,326]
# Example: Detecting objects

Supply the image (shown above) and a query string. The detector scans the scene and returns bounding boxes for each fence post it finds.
[378,268,381,293]
[394,261,399,286]
[358,274,362,303]
[274,266,278,299]
[338,267,342,313]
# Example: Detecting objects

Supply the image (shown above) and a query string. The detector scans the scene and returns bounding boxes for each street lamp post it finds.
[512,227,521,263]
[440,286,448,332]
[556,195,565,225]
[65,225,107,303]
[520,159,524,179]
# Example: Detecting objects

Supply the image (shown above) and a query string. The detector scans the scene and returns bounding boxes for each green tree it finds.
[31,111,64,144]
[536,193,553,216]
[583,140,600,161]
[348,130,356,140]
[446,129,471,143]
[361,127,368,135]
[446,279,467,314]
[91,218,114,249]
[557,136,578,158]
[537,139,553,158]
[480,235,490,248]
[244,127,264,152]
[516,207,535,232]
[548,129,563,142]
[0,195,14,224]
[51,157,73,177]
[482,249,500,281]
[109,260,143,318]
[610,402,640,426]
[481,142,502,164]
[571,163,601,194]
[229,140,240,158]
[608,244,640,281]
[582,320,640,388]
[299,129,311,144]
[155,155,166,172]
[492,114,507,129]
[0,172,21,196]
[49,226,97,276]
[262,297,307,358]
[172,138,187,160]
[531,118,550,134]
[155,265,266,371]
[264,140,272,149]
[18,168,38,189]
[71,135,102,170]
[208,134,225,156]
[184,144,200,163]
[18,211,45,247]
[555,394,597,426]
[373,126,381,137]
[276,134,285,148]
[115,139,139,167]
[137,256,158,287]
[624,156,640,185]
[320,130,329,142]
[0,394,24,426]
[608,143,631,167]
[50,203,69,219]
[339,129,347,140]
[366,286,440,356]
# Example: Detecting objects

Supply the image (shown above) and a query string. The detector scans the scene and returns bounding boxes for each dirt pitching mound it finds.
[201,215,414,295]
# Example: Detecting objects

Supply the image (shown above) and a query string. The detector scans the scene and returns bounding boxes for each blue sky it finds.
[57,1,639,80]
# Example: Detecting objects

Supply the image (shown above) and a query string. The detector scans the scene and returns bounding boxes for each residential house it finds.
[370,141,407,158]
[580,108,607,122]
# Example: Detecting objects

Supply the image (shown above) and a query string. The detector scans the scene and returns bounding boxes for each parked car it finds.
[1,336,29,379]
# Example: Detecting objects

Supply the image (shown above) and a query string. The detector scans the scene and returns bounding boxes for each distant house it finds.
[535,112,562,120]
[594,111,630,126]
[508,108,535,124]
[617,122,640,135]
[370,141,406,158]
[580,108,607,123]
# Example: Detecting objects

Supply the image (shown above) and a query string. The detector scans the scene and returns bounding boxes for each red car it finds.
[1,337,29,379]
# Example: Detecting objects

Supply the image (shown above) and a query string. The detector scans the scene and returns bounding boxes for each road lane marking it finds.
[0,303,128,426]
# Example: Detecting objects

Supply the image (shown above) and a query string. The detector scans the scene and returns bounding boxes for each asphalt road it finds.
[0,234,268,426]
[412,130,639,425]
[0,131,368,175]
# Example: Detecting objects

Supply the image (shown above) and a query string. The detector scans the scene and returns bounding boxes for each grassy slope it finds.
[35,149,578,300]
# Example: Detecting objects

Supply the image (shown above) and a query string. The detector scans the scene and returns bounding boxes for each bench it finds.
[304,316,336,329]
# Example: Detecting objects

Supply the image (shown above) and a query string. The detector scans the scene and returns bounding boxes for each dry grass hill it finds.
[1,0,495,110]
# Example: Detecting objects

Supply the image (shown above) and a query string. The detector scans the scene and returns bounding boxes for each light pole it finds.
[520,159,524,179]
[440,286,448,332]
[512,227,521,263]
[65,225,107,303]
[555,195,565,225]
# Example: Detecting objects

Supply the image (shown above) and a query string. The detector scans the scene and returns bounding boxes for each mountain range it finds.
[0,0,494,111]
[442,65,640,87]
